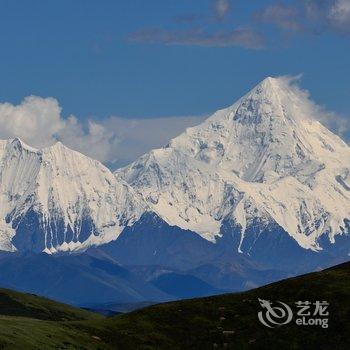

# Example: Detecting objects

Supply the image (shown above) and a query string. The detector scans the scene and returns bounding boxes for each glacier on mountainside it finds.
[0,76,349,259]
[0,138,145,252]
[117,77,350,253]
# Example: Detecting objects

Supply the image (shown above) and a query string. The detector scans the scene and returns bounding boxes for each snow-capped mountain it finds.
[0,138,145,253]
[0,76,349,265]
[117,77,350,256]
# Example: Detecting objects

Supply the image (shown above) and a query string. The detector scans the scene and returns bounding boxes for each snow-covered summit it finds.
[1,77,349,257]
[118,77,350,252]
[169,76,349,182]
[0,138,146,253]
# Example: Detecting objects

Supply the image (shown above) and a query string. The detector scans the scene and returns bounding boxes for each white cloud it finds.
[1,87,346,169]
[103,115,207,167]
[214,0,231,20]
[0,96,206,167]
[0,96,64,147]
[0,96,116,163]
[277,75,349,136]
[328,0,350,32]
[253,0,350,37]
[59,116,118,164]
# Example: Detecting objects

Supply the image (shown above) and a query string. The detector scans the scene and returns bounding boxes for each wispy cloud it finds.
[253,2,303,32]
[0,96,206,166]
[253,0,350,36]
[173,0,232,23]
[213,0,231,20]
[128,27,265,49]
[127,0,264,50]
[127,1,350,51]
[103,115,207,167]
[1,81,348,168]
[277,74,350,137]
[306,0,350,35]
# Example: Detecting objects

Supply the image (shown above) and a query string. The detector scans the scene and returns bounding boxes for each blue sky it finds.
[0,0,349,165]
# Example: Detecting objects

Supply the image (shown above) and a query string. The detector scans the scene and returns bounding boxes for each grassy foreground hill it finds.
[0,262,349,349]
[0,289,102,349]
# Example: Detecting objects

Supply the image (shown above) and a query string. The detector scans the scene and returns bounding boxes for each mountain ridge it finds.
[0,137,147,253]
[117,76,350,255]
[0,261,349,349]
[0,76,349,266]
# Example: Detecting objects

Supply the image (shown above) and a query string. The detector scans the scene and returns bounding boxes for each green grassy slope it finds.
[0,288,104,349]
[0,288,101,321]
[0,262,349,349]
[0,316,105,350]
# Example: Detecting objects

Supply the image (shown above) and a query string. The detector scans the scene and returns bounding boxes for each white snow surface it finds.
[1,76,349,254]
[0,138,146,252]
[117,77,350,251]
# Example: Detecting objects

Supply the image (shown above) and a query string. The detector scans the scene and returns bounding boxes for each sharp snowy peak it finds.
[0,138,145,253]
[117,77,350,252]
[1,77,349,258]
